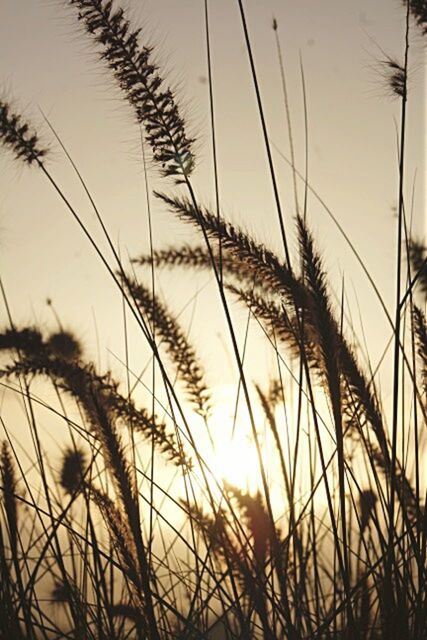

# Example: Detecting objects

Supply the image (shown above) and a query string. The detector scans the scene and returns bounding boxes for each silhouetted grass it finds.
[0,1,426,638]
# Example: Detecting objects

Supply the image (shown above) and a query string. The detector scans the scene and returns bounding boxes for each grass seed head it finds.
[59,446,87,495]
[69,0,195,179]
[0,100,48,165]
[47,331,82,362]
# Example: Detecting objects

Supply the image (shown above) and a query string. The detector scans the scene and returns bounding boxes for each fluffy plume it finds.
[0,100,47,164]
[47,331,82,362]
[407,0,427,33]
[0,327,44,353]
[213,209,418,526]
[383,59,407,99]
[0,442,19,553]
[133,245,213,271]
[89,486,140,587]
[155,191,306,305]
[255,382,292,505]
[133,244,250,285]
[413,305,427,396]
[59,447,87,495]
[124,277,211,420]
[0,327,189,467]
[358,489,377,532]
[408,238,427,298]
[224,483,275,567]
[183,490,280,638]
[69,0,194,178]
[297,216,343,429]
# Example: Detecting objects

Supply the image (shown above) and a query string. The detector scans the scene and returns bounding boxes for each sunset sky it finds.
[0,0,425,401]
[1,9,426,639]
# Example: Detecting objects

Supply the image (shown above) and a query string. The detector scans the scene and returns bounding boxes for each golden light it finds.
[210,431,261,493]
[202,385,265,494]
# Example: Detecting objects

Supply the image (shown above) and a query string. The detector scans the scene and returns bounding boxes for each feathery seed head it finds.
[47,331,82,362]
[124,276,211,420]
[69,0,195,179]
[378,58,407,99]
[0,327,44,354]
[0,100,48,165]
[268,378,284,406]
[407,0,427,34]
[59,447,87,495]
[0,441,18,498]
[408,238,427,297]
[387,60,407,98]
[413,305,427,395]
[0,441,19,550]
[224,482,273,563]
[0,330,191,468]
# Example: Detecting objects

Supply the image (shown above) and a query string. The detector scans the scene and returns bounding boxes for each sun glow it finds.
[210,431,261,492]
[202,386,265,494]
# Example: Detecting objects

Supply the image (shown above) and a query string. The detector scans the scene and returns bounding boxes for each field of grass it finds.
[0,1,426,638]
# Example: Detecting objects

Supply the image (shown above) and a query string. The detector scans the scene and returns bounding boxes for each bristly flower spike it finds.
[0,441,19,552]
[384,58,407,99]
[0,100,48,165]
[406,0,427,34]
[69,0,195,179]
[59,447,87,495]
[47,331,82,362]
[408,238,427,297]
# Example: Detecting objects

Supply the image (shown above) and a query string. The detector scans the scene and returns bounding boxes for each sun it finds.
[202,386,265,494]
[210,431,261,492]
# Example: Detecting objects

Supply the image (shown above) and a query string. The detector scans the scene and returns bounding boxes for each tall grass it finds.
[0,1,426,638]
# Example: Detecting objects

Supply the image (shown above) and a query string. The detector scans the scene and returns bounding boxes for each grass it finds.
[0,0,427,638]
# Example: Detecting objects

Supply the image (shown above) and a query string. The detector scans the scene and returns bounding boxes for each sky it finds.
[0,1,425,473]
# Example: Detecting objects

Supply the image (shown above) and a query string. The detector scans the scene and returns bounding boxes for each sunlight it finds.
[211,429,261,493]
[1,1,424,635]
[204,385,264,494]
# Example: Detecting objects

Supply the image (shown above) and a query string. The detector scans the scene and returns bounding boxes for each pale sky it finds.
[0,0,425,409]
